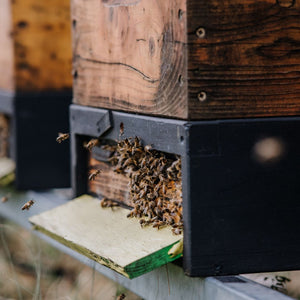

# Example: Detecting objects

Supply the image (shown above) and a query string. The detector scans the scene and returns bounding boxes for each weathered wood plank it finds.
[72,0,188,118]
[72,0,300,119]
[0,114,9,158]
[12,0,72,91]
[0,0,14,91]
[88,158,133,206]
[0,0,72,92]
[187,0,300,119]
[29,195,183,278]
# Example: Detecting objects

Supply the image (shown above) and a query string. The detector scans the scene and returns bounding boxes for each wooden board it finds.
[72,0,300,119]
[0,0,72,92]
[0,114,9,158]
[29,195,183,278]
[88,158,133,207]
[187,0,300,119]
[0,0,14,91]
[72,0,188,118]
[0,157,15,186]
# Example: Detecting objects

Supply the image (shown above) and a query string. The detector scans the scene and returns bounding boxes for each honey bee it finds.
[56,133,69,143]
[85,138,99,151]
[21,200,34,210]
[119,122,124,136]
[144,144,152,152]
[100,198,119,208]
[1,195,8,203]
[153,220,165,229]
[172,228,182,235]
[88,169,101,181]
[117,293,126,300]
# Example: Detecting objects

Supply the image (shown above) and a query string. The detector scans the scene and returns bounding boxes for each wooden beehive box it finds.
[0,0,72,189]
[30,0,300,278]
[71,0,300,119]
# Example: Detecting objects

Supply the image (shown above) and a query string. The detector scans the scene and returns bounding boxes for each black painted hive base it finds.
[70,104,300,277]
[0,90,71,189]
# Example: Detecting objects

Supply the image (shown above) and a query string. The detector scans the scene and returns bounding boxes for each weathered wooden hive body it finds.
[0,0,72,189]
[30,0,300,277]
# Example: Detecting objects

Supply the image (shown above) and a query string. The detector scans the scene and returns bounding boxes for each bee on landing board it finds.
[117,293,126,300]
[88,169,101,181]
[21,200,35,210]
[56,132,69,143]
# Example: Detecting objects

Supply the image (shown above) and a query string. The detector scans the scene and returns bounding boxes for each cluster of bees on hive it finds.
[55,130,183,234]
[98,134,183,235]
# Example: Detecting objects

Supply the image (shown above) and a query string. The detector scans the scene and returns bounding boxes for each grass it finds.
[0,218,142,300]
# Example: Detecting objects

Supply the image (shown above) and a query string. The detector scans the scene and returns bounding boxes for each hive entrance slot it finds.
[87,137,183,235]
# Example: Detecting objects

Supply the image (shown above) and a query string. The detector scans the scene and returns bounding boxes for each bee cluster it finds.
[104,137,183,235]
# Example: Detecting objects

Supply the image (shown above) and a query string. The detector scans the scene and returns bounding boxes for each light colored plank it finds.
[29,194,182,278]
[0,157,15,186]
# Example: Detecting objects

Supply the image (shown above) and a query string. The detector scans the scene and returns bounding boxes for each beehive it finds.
[0,0,72,189]
[72,0,300,119]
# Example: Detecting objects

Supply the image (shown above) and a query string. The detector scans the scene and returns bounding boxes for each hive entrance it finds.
[88,137,183,235]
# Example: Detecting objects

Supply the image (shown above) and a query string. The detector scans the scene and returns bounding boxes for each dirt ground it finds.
[0,218,142,300]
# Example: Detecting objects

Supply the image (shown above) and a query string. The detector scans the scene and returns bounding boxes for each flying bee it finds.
[88,169,101,181]
[21,200,34,210]
[56,132,69,143]
[85,138,99,151]
[119,122,124,136]
[117,293,126,300]
[1,195,9,203]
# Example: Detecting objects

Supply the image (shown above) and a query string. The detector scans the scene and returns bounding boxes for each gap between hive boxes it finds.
[29,195,183,279]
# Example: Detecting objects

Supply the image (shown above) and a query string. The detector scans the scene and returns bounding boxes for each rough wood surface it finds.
[0,0,72,92]
[88,158,133,207]
[72,0,187,118]
[0,114,9,158]
[29,195,183,278]
[0,0,14,91]
[187,0,300,119]
[72,0,300,119]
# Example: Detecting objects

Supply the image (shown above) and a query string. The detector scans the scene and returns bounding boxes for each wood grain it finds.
[0,114,9,158]
[72,0,187,118]
[0,0,72,92]
[88,157,133,207]
[0,0,14,91]
[72,0,300,119]
[187,0,300,119]
[29,195,183,278]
